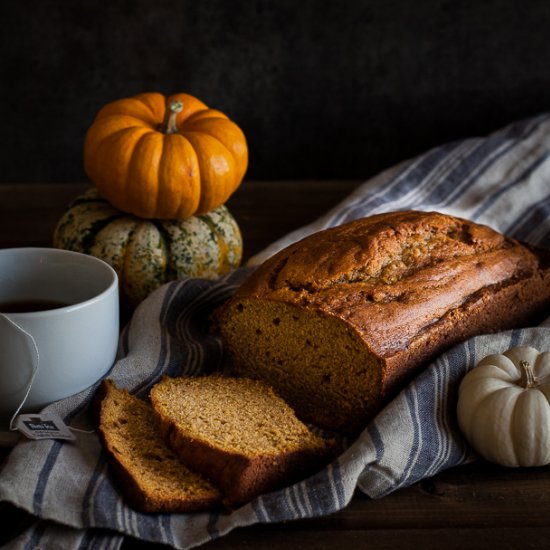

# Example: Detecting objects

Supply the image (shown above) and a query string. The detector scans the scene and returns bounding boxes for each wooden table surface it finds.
[1,181,550,549]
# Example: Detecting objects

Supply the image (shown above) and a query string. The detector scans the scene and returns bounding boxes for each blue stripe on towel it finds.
[32,442,63,516]
[367,422,385,462]
[392,390,422,491]
[131,283,176,399]
[472,153,550,221]
[25,522,47,550]
[291,484,309,517]
[332,113,550,230]
[334,142,462,224]
[505,193,550,244]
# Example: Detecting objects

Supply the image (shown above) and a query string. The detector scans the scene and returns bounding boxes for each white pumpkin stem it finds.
[519,360,539,389]
[161,100,183,134]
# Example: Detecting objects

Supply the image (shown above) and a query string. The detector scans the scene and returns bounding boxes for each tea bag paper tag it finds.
[15,412,76,441]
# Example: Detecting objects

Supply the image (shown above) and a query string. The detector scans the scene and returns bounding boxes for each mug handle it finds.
[0,313,40,430]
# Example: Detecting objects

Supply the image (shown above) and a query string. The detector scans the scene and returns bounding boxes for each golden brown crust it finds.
[95,379,222,513]
[236,211,542,356]
[149,375,337,508]
[156,411,332,508]
[214,211,550,433]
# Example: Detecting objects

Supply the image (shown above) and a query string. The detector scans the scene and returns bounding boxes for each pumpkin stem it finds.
[519,360,539,389]
[160,100,183,134]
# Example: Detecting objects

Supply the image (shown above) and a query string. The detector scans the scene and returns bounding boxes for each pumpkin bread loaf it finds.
[149,375,336,508]
[96,379,222,513]
[213,210,550,434]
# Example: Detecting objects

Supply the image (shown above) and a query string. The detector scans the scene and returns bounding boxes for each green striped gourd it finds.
[53,188,243,308]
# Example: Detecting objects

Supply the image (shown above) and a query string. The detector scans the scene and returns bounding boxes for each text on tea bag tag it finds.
[16,412,76,441]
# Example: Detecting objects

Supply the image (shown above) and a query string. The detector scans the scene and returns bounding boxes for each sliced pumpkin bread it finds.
[149,374,336,508]
[96,379,222,513]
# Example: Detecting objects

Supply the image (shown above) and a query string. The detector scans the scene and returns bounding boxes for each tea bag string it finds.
[1,313,41,431]
[1,314,96,437]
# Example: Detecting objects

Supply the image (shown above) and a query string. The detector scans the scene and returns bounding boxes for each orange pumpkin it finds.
[83,92,248,219]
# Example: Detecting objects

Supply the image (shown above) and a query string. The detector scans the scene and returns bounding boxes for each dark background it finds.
[1,0,550,184]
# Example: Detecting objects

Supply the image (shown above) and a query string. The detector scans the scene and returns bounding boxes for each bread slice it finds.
[149,374,336,508]
[95,379,222,513]
[213,210,550,434]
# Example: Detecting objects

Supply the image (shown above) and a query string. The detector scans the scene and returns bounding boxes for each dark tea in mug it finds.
[0,247,119,419]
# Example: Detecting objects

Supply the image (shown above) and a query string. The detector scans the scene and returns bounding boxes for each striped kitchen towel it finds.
[2,111,550,550]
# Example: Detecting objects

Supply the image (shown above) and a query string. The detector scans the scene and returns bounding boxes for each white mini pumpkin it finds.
[457,346,550,467]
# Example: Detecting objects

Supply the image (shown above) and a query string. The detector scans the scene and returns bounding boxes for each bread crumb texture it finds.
[214,210,550,433]
[97,379,221,513]
[150,375,336,507]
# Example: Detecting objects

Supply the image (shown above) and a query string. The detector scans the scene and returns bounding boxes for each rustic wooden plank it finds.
[190,461,550,548]
[327,462,550,530]
[0,181,363,261]
[197,527,550,550]
[194,462,550,545]
[0,183,89,249]
[119,454,550,547]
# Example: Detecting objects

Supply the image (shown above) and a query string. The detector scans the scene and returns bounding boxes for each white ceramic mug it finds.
[0,248,119,423]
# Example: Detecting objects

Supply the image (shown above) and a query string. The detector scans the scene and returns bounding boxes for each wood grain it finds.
[0,181,362,261]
